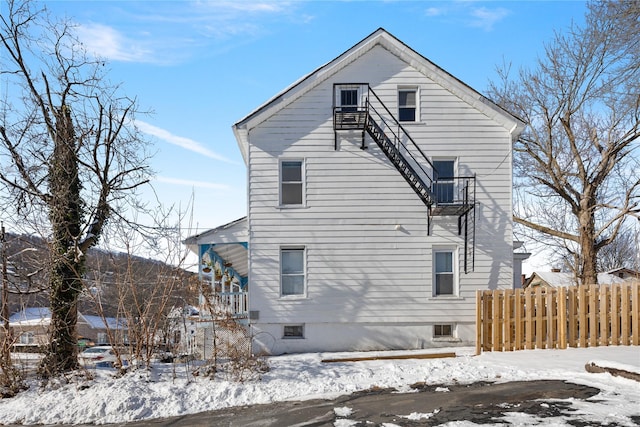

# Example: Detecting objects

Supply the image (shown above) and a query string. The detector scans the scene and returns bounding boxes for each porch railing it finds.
[216,291,248,319]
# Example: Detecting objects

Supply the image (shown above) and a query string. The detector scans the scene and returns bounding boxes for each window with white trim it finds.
[280,160,304,206]
[281,247,305,296]
[398,87,417,122]
[340,89,359,112]
[434,324,453,338]
[434,249,457,296]
[335,84,365,112]
[19,331,34,345]
[283,324,304,339]
[97,332,108,345]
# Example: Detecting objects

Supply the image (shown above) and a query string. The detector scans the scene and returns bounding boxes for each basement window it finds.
[283,324,304,339]
[434,324,453,338]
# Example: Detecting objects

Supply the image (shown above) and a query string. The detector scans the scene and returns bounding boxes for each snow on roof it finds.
[9,307,124,329]
[529,271,627,287]
[9,307,51,326]
[82,315,127,330]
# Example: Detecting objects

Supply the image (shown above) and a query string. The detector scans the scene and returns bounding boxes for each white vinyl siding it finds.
[244,42,516,352]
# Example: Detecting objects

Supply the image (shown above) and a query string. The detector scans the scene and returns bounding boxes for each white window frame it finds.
[97,332,108,345]
[334,84,366,111]
[398,86,419,122]
[280,246,306,298]
[283,324,305,339]
[279,159,305,207]
[19,331,34,345]
[433,324,454,338]
[433,247,458,297]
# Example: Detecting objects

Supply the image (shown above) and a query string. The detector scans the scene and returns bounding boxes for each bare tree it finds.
[596,225,639,272]
[0,1,151,376]
[488,1,640,285]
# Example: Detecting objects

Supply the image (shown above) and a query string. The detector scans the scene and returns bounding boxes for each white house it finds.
[185,28,525,355]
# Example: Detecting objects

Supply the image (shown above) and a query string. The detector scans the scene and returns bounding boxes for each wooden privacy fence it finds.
[476,282,640,354]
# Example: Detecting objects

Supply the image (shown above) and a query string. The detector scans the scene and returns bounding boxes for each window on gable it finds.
[340,89,359,112]
[433,159,456,203]
[398,88,417,122]
[280,160,303,206]
[281,247,305,296]
[434,249,456,296]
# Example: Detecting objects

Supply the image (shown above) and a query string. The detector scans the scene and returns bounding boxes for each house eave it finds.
[232,28,526,150]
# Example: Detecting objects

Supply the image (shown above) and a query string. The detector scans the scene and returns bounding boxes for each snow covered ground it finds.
[0,346,638,425]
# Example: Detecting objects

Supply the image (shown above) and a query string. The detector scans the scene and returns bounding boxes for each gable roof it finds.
[232,27,525,163]
[9,307,51,325]
[183,216,247,246]
[9,307,124,329]
[525,271,626,288]
[607,267,640,279]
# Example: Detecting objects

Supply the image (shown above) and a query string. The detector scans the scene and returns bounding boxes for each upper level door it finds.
[433,159,456,204]
[334,84,367,112]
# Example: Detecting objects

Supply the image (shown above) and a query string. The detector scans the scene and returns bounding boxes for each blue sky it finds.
[42,0,587,247]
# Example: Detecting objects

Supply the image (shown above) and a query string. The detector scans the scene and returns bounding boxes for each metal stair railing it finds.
[364,88,436,207]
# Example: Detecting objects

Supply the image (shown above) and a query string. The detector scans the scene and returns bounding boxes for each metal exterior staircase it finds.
[333,84,477,272]
[365,116,435,207]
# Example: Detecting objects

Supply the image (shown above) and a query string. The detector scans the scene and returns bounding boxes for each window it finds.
[281,247,305,296]
[398,88,417,122]
[433,159,455,203]
[434,249,456,296]
[340,89,359,112]
[19,332,34,345]
[97,332,108,345]
[434,324,453,338]
[283,324,304,339]
[280,160,303,206]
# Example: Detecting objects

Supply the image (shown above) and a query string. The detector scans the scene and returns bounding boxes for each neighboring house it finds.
[9,307,127,349]
[185,28,525,355]
[524,271,627,288]
[607,267,640,281]
[513,241,531,289]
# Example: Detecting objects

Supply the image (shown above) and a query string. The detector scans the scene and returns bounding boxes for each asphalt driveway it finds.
[94,379,611,426]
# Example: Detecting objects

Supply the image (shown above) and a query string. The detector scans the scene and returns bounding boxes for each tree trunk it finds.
[578,204,598,286]
[39,105,84,377]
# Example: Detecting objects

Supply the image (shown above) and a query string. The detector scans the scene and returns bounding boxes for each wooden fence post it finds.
[525,287,534,350]
[632,283,639,346]
[514,288,523,350]
[611,284,620,346]
[558,286,567,349]
[492,289,502,351]
[476,290,482,355]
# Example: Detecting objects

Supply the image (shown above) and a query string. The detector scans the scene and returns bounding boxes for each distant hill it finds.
[2,233,198,318]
